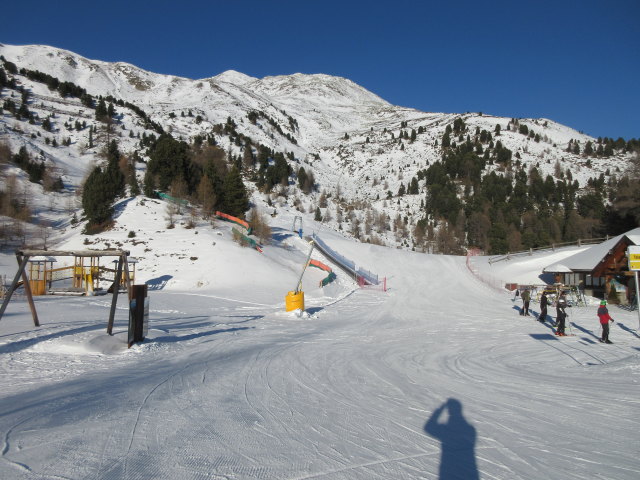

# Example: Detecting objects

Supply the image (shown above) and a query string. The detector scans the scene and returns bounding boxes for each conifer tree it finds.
[221,166,248,217]
[95,98,108,122]
[584,141,594,156]
[143,169,156,197]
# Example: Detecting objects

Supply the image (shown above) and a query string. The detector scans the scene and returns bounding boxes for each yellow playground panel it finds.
[26,255,136,296]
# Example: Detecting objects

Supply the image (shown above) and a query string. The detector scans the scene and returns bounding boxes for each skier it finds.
[513,288,520,301]
[555,291,567,336]
[538,290,548,322]
[597,299,615,344]
[520,288,531,316]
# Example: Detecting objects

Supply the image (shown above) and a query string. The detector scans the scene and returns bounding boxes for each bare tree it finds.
[196,174,216,218]
[169,177,188,214]
[165,202,178,229]
[248,207,272,245]
[0,141,11,165]
[38,220,52,249]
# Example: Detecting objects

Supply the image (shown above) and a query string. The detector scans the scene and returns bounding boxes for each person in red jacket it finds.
[597,300,615,344]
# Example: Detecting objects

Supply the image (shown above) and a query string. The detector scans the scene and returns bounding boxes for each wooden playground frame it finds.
[0,249,133,335]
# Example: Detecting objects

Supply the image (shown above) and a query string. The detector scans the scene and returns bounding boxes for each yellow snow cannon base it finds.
[285,290,305,312]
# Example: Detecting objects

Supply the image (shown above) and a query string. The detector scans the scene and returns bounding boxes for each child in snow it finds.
[520,289,531,316]
[538,291,548,323]
[597,300,615,344]
[555,292,567,335]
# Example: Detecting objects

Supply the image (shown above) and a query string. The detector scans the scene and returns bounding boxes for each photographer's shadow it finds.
[424,398,479,480]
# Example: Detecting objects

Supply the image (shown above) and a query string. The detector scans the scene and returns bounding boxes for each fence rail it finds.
[488,237,609,264]
[312,234,380,286]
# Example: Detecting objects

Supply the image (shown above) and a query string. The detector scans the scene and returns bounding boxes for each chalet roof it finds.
[543,227,640,273]
[544,262,572,273]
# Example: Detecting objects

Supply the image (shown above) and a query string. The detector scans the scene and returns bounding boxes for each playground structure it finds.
[0,249,133,333]
[22,254,136,296]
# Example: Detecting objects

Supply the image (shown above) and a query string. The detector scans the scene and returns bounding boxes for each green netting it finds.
[156,191,189,206]
[321,272,337,287]
[232,227,261,251]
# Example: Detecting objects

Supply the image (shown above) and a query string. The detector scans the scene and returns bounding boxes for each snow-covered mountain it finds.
[0,43,636,251]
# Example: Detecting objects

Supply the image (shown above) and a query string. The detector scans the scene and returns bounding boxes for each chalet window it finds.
[563,273,580,285]
[585,275,605,287]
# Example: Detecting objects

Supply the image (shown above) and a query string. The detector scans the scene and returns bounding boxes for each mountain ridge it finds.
[0,42,637,254]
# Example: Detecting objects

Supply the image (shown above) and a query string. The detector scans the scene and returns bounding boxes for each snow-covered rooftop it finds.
[544,227,640,272]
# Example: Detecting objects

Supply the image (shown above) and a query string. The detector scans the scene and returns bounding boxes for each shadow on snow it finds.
[424,398,480,480]
[145,275,173,290]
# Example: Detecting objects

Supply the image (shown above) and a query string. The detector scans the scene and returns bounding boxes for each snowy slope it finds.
[0,211,638,479]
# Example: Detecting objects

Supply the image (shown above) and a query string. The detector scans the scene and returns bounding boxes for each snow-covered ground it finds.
[0,203,638,480]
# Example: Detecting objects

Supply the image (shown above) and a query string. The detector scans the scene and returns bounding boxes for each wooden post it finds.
[122,254,132,300]
[107,256,123,335]
[17,254,40,327]
[0,254,31,322]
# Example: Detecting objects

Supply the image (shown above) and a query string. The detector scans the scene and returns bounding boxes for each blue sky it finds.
[3,0,639,140]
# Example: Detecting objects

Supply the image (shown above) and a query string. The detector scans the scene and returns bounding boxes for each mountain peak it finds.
[252,72,389,107]
[211,70,257,85]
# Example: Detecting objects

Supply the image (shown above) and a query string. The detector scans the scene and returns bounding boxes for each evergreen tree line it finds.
[409,119,640,255]
[12,146,45,184]
[211,117,300,194]
[247,110,298,145]
[0,142,64,191]
[141,134,249,219]
[508,117,639,156]
[0,58,163,136]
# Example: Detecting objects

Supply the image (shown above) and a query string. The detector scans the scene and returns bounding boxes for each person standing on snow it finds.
[520,288,531,316]
[538,290,548,323]
[597,300,615,344]
[555,291,568,335]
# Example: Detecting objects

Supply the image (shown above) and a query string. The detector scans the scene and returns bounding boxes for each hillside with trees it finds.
[0,44,638,255]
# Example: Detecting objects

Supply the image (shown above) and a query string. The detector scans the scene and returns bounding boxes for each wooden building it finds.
[543,227,640,303]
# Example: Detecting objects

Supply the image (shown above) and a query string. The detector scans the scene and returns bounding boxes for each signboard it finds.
[128,284,149,348]
[629,246,640,330]
[628,246,640,271]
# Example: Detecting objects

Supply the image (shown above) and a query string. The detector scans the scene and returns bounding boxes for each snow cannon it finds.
[285,290,305,312]
[285,239,315,312]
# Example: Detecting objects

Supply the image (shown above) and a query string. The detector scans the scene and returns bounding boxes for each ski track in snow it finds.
[0,251,639,479]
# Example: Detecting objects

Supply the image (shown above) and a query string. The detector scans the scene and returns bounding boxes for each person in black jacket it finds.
[555,291,568,335]
[538,291,548,323]
[520,289,531,316]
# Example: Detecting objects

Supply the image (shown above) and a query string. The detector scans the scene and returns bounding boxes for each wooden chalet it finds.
[543,227,640,303]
